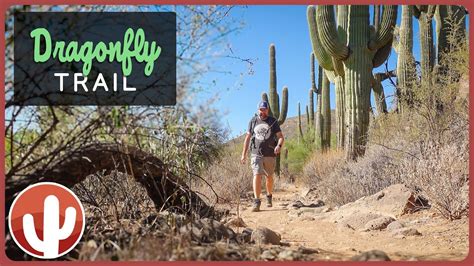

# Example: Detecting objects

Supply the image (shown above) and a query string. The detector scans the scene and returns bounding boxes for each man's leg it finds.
[265,174,274,196]
[253,174,262,199]
[263,157,276,207]
[250,155,263,212]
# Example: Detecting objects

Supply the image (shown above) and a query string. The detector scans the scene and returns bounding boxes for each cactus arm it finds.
[333,5,348,78]
[416,7,435,87]
[23,214,45,252]
[373,5,381,31]
[332,57,345,77]
[372,74,388,114]
[316,66,323,95]
[310,53,317,91]
[305,104,310,126]
[369,5,398,50]
[324,69,336,83]
[58,207,76,240]
[317,66,323,95]
[307,6,334,70]
[278,86,288,125]
[316,5,350,61]
[372,40,393,67]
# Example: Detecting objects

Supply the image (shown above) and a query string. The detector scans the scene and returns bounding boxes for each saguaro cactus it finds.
[309,53,316,128]
[414,5,436,88]
[298,102,304,143]
[308,89,314,129]
[393,5,416,112]
[266,44,288,176]
[314,66,323,148]
[307,5,397,160]
[23,195,76,258]
[321,71,331,151]
[305,105,310,128]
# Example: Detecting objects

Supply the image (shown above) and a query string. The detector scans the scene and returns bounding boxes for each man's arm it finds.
[241,133,251,164]
[274,131,284,154]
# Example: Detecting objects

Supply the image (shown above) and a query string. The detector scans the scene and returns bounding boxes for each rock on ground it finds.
[251,226,281,245]
[391,228,422,238]
[351,250,391,261]
[337,212,382,230]
[386,221,404,231]
[225,217,247,228]
[364,216,396,231]
[337,184,423,218]
[179,218,235,243]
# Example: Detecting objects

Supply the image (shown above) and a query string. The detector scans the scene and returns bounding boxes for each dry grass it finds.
[197,149,253,212]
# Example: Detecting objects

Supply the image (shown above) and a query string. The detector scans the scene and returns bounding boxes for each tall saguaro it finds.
[414,5,436,88]
[266,44,288,176]
[394,5,416,112]
[307,5,397,160]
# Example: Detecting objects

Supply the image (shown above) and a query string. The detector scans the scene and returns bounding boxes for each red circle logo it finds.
[8,182,85,259]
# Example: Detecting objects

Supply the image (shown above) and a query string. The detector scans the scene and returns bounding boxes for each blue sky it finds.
[194,6,466,139]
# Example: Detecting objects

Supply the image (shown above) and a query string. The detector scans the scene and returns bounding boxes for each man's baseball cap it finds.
[258,101,269,110]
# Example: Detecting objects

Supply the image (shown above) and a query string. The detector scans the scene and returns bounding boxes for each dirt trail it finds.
[237,185,469,261]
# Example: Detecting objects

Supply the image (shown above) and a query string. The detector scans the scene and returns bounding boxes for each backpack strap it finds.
[250,114,258,149]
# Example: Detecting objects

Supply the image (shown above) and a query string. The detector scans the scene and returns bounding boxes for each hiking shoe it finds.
[251,198,261,212]
[266,194,273,207]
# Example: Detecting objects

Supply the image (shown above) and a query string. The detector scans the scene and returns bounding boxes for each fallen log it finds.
[5,143,216,218]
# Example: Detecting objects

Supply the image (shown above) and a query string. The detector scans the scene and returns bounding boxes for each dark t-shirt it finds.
[247,115,282,157]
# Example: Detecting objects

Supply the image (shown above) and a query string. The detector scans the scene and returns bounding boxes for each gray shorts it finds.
[250,155,276,176]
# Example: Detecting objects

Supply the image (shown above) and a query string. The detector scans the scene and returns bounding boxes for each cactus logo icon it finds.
[8,182,85,259]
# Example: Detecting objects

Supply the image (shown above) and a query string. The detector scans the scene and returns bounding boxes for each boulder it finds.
[391,228,422,238]
[278,249,301,261]
[338,184,423,218]
[179,218,235,242]
[260,250,277,261]
[351,250,391,261]
[386,221,404,231]
[225,217,247,228]
[338,212,382,230]
[297,246,319,255]
[364,216,396,231]
[238,228,253,243]
[251,226,281,245]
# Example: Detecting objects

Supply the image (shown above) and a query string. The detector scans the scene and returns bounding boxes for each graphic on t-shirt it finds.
[254,123,271,141]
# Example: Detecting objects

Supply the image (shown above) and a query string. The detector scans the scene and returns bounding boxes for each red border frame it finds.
[0,1,472,265]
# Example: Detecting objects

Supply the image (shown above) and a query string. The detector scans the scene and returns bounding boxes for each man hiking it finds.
[241,101,284,212]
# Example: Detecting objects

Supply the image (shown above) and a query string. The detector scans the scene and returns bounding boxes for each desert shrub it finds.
[73,171,156,220]
[399,141,469,220]
[301,150,344,187]
[197,145,253,211]
[303,146,402,205]
[285,138,315,175]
